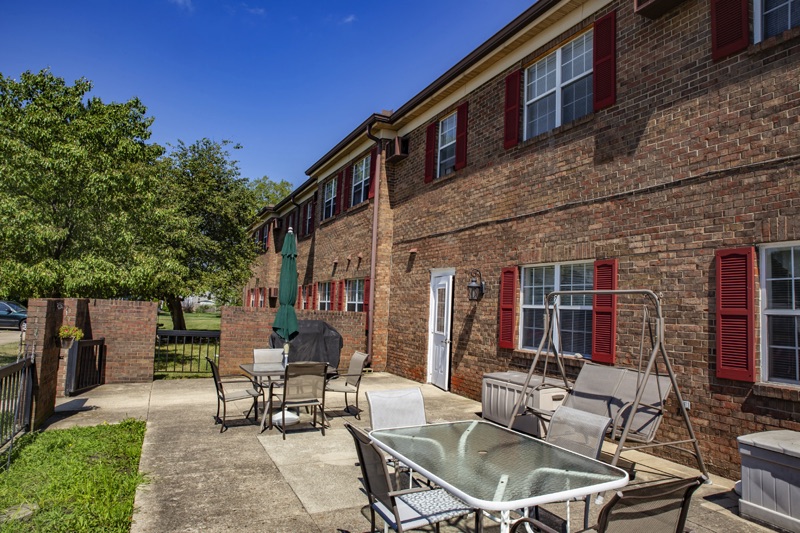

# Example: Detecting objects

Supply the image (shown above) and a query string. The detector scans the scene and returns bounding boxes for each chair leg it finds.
[354,390,361,420]
[282,408,286,440]
[583,495,591,530]
[220,402,227,433]
[215,397,221,424]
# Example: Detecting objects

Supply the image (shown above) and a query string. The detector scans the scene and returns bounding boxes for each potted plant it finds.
[58,325,84,349]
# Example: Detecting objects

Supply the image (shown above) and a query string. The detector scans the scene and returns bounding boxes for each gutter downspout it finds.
[365,123,381,365]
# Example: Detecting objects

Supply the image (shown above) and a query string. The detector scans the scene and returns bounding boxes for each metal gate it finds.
[65,338,106,396]
[154,330,219,375]
[0,354,34,450]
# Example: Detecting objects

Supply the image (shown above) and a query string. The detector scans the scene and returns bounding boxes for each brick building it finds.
[244,0,800,478]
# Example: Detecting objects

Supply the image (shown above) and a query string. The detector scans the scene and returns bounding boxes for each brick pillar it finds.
[26,299,65,429]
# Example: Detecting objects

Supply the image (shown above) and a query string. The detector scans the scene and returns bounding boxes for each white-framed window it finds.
[755,0,800,42]
[305,202,313,235]
[351,155,371,206]
[524,30,593,139]
[318,282,332,311]
[261,225,269,249]
[760,242,800,384]
[322,179,336,220]
[520,261,593,356]
[249,289,256,308]
[438,113,457,178]
[346,279,365,312]
[258,288,265,308]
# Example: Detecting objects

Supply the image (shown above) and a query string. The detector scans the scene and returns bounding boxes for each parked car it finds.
[0,301,26,332]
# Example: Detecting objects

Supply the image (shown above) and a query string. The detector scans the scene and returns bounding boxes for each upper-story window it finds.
[761,242,800,384]
[304,202,313,235]
[322,179,336,221]
[351,155,371,206]
[524,30,593,139]
[318,282,332,311]
[438,113,457,178]
[755,0,800,42]
[346,279,365,312]
[520,261,593,356]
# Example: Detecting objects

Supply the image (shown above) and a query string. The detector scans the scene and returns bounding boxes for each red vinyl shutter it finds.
[338,280,346,311]
[592,259,618,364]
[424,122,437,183]
[711,0,749,61]
[593,11,617,112]
[455,102,469,171]
[330,282,336,311]
[335,172,344,215]
[368,147,378,199]
[312,283,318,310]
[363,278,371,331]
[715,247,756,381]
[504,70,522,149]
[498,267,519,349]
[344,165,353,211]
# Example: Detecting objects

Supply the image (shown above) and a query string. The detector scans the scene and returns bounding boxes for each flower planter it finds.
[60,337,74,349]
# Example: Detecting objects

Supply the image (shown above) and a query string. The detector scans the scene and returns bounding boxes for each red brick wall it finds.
[26,299,63,428]
[88,299,158,383]
[219,306,366,376]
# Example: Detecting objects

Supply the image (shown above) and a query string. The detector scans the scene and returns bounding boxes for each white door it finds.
[429,272,453,391]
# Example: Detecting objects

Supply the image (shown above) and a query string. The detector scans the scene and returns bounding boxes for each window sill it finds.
[752,382,800,402]
[521,113,595,147]
[750,26,800,56]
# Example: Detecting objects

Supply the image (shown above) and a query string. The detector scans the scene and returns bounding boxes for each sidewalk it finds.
[47,373,774,533]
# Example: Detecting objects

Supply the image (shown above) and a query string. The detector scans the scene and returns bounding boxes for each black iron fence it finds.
[0,354,34,453]
[155,330,219,375]
[65,339,106,396]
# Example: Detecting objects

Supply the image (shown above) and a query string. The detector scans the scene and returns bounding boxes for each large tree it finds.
[0,70,165,299]
[159,139,258,329]
[249,175,293,211]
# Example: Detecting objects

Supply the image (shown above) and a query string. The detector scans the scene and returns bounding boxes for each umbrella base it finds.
[271,409,300,426]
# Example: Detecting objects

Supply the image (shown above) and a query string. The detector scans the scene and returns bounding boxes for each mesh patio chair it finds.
[325,351,369,420]
[526,406,612,532]
[344,422,477,533]
[510,475,706,533]
[367,388,428,487]
[206,357,260,433]
[253,348,285,421]
[267,361,327,440]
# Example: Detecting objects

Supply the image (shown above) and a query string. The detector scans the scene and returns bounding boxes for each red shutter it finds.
[330,282,336,311]
[592,259,618,364]
[368,147,378,199]
[335,172,344,215]
[593,11,617,112]
[298,205,305,237]
[297,286,302,308]
[338,280,345,311]
[364,278,371,331]
[504,70,521,149]
[715,247,755,382]
[312,283,318,309]
[455,102,469,171]
[424,122,437,183]
[498,267,518,349]
[344,165,353,210]
[711,0,749,61]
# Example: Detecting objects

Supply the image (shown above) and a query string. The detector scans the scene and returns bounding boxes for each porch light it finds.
[467,269,485,301]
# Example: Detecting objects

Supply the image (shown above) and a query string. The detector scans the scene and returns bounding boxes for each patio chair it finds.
[344,422,477,532]
[510,475,706,533]
[325,351,368,420]
[524,406,611,533]
[267,361,327,440]
[367,388,428,487]
[206,357,260,433]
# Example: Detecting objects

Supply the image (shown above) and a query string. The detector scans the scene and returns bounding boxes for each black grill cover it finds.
[269,320,343,370]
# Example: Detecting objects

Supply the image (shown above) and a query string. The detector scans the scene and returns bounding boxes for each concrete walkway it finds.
[47,373,775,533]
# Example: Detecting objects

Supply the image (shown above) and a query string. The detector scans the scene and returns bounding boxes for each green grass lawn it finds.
[0,342,21,367]
[0,419,146,532]
[157,311,220,331]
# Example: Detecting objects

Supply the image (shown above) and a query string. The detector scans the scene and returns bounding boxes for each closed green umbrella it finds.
[272,227,299,346]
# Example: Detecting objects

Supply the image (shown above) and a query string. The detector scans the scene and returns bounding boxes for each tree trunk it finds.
[167,296,187,330]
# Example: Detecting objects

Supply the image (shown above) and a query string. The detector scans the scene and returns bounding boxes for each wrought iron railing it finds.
[65,339,106,396]
[155,330,219,375]
[0,354,34,455]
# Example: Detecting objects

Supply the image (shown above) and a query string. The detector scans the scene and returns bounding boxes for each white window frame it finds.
[520,260,594,356]
[322,179,336,220]
[523,30,593,140]
[346,279,365,312]
[318,281,332,311]
[437,113,457,178]
[258,288,265,308]
[760,241,800,384]
[249,289,256,308]
[754,0,799,43]
[305,202,313,235]
[351,155,371,206]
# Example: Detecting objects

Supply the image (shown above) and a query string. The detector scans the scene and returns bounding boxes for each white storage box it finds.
[481,371,567,437]
[738,430,800,532]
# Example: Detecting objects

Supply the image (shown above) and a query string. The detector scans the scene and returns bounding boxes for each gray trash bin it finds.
[738,429,800,532]
[481,371,566,437]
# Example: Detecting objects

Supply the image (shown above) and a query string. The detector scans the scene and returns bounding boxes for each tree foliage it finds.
[249,175,293,211]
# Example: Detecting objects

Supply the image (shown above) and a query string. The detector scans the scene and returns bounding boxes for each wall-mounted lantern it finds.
[467,269,485,301]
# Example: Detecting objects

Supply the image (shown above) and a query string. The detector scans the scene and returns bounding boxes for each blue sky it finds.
[1,1,534,189]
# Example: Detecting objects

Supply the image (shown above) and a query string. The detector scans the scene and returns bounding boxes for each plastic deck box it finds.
[481,371,566,437]
[738,430,800,532]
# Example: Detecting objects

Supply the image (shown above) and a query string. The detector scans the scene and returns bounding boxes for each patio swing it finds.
[507,289,709,479]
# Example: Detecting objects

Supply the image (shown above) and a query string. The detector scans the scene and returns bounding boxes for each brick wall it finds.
[219,306,366,376]
[88,299,158,383]
[26,299,63,428]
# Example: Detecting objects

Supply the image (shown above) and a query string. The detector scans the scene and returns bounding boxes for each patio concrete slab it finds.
[47,372,778,533]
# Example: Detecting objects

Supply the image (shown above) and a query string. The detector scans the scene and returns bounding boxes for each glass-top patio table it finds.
[240,363,286,430]
[370,420,628,532]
